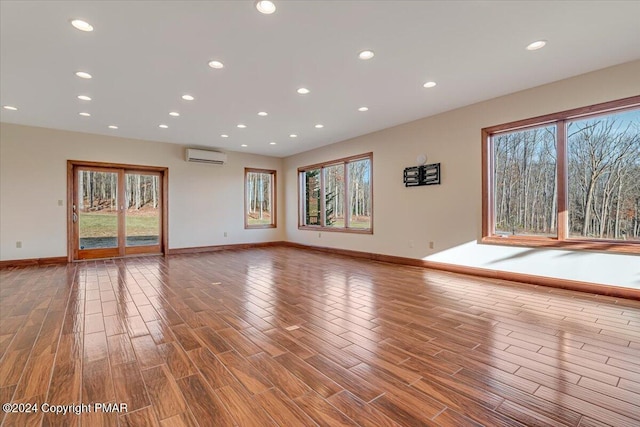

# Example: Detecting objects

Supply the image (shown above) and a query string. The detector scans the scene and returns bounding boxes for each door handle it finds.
[73,212,78,223]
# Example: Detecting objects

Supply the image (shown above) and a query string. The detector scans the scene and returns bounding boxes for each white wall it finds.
[284,60,640,289]
[0,124,285,260]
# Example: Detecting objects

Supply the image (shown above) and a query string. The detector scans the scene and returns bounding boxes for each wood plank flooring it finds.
[1,247,639,426]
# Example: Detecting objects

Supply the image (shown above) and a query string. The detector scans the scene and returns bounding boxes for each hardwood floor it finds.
[1,247,639,426]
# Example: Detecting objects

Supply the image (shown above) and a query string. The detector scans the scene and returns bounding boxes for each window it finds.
[482,96,640,253]
[567,111,640,240]
[299,153,372,233]
[492,124,557,237]
[245,168,276,228]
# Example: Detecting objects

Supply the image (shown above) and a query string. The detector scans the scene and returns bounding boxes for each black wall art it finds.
[403,163,441,187]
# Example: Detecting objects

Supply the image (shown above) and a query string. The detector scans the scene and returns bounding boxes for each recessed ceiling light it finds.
[526,40,547,51]
[3,105,18,111]
[423,81,437,88]
[208,60,224,69]
[169,111,180,117]
[237,124,247,128]
[241,144,248,147]
[315,124,324,129]
[297,88,310,95]
[71,19,93,32]
[75,71,92,79]
[221,134,229,138]
[289,134,297,138]
[108,125,118,129]
[258,111,268,116]
[79,112,91,117]
[270,142,277,145]
[182,94,194,101]
[358,107,369,112]
[358,50,375,60]
[77,95,92,101]
[159,124,168,129]
[255,1,276,14]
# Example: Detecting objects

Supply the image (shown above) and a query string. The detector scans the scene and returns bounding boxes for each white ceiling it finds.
[1,1,639,158]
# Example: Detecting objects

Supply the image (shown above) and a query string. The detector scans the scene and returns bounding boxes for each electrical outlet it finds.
[223,231,227,237]
[409,240,414,248]
[16,241,22,248]
[429,241,434,249]
[58,199,63,206]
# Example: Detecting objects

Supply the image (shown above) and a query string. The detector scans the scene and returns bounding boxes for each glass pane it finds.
[246,172,273,226]
[493,125,557,237]
[78,171,118,249]
[304,169,321,225]
[324,164,345,227]
[567,109,640,240]
[125,174,160,246]
[348,159,372,229]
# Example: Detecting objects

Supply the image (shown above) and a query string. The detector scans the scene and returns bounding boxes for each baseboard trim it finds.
[2,242,637,300]
[0,242,284,267]
[167,241,286,255]
[282,242,640,301]
[0,256,68,269]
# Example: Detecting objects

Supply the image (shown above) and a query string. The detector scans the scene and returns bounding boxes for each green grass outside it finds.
[80,211,368,237]
[248,218,273,226]
[323,217,371,229]
[247,210,273,226]
[79,213,159,238]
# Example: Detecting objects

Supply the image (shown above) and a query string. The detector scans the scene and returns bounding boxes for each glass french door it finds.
[72,165,162,260]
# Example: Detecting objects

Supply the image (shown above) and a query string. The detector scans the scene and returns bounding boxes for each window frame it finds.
[482,95,640,254]
[244,168,277,229]
[298,152,373,234]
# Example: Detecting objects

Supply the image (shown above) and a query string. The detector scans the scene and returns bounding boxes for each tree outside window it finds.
[245,169,276,228]
[299,154,372,233]
[483,96,639,253]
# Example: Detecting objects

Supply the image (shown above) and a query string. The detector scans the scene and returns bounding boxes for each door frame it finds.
[67,160,169,261]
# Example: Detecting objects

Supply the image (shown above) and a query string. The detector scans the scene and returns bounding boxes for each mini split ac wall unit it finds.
[185,148,227,165]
